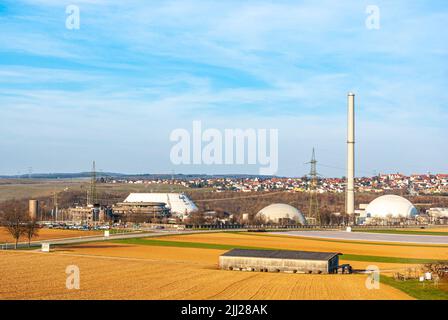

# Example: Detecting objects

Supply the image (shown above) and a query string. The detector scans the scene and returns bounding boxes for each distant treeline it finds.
[0,173,283,180]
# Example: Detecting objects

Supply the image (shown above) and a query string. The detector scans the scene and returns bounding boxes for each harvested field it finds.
[57,242,222,265]
[61,242,417,276]
[0,179,199,202]
[0,227,101,243]
[0,179,87,202]
[0,245,412,300]
[151,232,448,261]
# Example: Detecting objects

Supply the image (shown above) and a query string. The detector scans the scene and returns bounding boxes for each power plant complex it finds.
[12,92,447,287]
[24,93,447,227]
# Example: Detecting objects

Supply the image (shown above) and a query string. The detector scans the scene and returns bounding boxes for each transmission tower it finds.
[407,179,418,196]
[90,161,97,205]
[306,148,320,225]
[170,170,175,192]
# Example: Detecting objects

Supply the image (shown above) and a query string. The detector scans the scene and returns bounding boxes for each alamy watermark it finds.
[365,5,380,30]
[66,265,80,290]
[365,265,380,290]
[66,5,80,30]
[170,121,278,175]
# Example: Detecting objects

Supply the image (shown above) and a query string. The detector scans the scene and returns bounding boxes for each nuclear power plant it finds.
[16,93,446,228]
[341,93,445,226]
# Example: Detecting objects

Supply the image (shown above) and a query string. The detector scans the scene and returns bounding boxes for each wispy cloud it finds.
[0,0,446,175]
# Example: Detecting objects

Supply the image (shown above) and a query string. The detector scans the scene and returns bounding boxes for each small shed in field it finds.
[219,249,341,274]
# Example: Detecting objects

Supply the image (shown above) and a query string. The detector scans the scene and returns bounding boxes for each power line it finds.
[314,163,377,177]
[194,191,288,202]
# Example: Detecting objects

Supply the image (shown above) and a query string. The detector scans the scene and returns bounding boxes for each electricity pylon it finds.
[306,148,320,225]
[53,191,58,222]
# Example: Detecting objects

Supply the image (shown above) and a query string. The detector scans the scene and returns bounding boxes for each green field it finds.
[381,276,448,300]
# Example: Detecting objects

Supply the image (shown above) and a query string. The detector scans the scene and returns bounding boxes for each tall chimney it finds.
[346,93,355,218]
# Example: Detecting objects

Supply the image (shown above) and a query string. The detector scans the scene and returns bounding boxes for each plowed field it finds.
[0,245,411,300]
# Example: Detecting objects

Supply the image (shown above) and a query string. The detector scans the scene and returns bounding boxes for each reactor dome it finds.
[256,203,307,225]
[364,195,418,219]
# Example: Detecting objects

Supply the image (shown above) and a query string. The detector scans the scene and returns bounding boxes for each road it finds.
[270,230,448,245]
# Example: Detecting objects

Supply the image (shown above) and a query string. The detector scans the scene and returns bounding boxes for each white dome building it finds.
[364,195,418,219]
[256,203,307,225]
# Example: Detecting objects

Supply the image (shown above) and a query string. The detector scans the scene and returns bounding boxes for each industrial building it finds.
[427,208,448,224]
[61,193,198,224]
[112,201,169,222]
[111,193,198,222]
[357,195,419,225]
[123,193,197,215]
[256,203,307,225]
[219,249,341,274]
[67,204,112,225]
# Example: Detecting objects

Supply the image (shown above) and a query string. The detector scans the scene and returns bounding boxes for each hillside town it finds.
[104,173,448,195]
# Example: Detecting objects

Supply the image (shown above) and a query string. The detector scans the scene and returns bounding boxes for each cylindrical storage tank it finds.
[29,200,39,220]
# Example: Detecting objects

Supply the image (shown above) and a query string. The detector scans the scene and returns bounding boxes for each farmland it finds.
[0,227,101,243]
[1,231,448,299]
[0,178,191,203]
[0,244,412,300]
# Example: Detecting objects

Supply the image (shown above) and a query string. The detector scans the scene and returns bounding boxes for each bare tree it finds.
[424,262,448,281]
[24,219,40,247]
[188,211,205,225]
[0,200,28,249]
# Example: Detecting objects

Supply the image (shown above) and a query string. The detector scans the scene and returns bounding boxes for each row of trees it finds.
[0,200,39,249]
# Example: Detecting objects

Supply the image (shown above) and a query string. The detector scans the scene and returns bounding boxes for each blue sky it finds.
[0,0,447,177]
